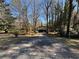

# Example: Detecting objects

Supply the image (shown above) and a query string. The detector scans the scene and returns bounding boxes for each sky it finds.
[4,0,46,23]
[4,0,77,24]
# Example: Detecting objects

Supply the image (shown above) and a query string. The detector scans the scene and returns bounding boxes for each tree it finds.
[44,0,52,34]
[50,0,56,31]
[21,5,29,33]
[12,0,32,34]
[66,0,73,37]
[31,0,41,33]
[0,1,16,33]
[76,0,79,35]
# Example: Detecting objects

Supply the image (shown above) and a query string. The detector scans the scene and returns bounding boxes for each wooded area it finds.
[0,0,79,38]
[0,0,79,59]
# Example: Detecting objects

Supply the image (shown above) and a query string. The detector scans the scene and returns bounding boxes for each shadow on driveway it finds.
[0,35,79,59]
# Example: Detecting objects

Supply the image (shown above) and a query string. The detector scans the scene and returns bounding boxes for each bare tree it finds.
[66,0,73,37]
[31,0,41,33]
[11,0,31,34]
[44,0,52,34]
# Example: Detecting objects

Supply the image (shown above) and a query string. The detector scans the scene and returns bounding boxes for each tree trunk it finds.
[4,29,8,33]
[46,8,49,34]
[52,14,54,31]
[66,0,73,37]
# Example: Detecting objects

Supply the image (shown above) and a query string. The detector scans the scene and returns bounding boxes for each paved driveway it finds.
[0,34,79,59]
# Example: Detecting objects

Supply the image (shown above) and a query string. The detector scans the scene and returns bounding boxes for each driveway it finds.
[0,34,79,59]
